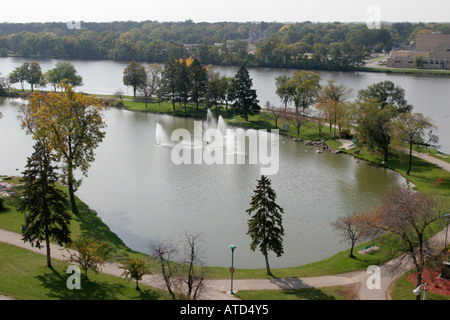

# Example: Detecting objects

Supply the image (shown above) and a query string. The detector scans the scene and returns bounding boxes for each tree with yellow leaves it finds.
[20,81,107,215]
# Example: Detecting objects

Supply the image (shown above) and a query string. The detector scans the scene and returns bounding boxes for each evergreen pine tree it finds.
[231,65,260,121]
[189,58,209,110]
[246,175,284,276]
[20,141,72,268]
[161,57,178,110]
[176,59,192,113]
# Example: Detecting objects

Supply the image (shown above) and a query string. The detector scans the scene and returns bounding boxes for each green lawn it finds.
[390,271,450,301]
[0,242,170,300]
[326,140,450,196]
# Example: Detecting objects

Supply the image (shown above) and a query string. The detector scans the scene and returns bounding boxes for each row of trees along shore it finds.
[1,21,450,70]
[122,58,438,176]
[0,57,439,176]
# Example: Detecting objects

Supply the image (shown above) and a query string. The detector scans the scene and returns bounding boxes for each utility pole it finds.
[112,22,116,60]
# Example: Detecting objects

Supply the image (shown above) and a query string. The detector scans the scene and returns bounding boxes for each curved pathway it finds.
[1,227,447,300]
[397,147,450,172]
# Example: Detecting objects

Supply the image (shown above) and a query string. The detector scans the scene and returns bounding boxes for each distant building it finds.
[387,33,450,70]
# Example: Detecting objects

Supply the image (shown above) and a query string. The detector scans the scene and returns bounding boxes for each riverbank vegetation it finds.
[1,21,450,73]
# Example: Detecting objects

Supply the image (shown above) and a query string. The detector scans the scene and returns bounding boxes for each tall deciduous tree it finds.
[357,80,412,114]
[9,62,43,91]
[290,70,321,114]
[392,113,435,175]
[139,63,162,108]
[20,141,72,268]
[45,62,83,92]
[20,81,107,215]
[151,239,180,300]
[362,186,446,300]
[317,79,352,138]
[181,233,207,300]
[351,98,396,162]
[230,65,260,121]
[246,175,284,276]
[24,62,43,91]
[123,60,147,98]
[9,63,28,91]
[331,212,371,258]
[275,75,294,110]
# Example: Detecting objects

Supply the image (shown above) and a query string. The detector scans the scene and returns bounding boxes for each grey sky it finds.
[1,0,449,23]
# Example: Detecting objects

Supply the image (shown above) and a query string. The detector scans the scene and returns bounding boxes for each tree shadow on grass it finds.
[267,277,336,300]
[35,267,163,300]
[36,267,122,300]
[72,198,133,260]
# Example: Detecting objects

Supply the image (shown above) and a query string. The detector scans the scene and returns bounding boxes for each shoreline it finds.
[3,55,450,78]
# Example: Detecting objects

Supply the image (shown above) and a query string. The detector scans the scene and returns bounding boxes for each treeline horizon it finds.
[1,20,450,71]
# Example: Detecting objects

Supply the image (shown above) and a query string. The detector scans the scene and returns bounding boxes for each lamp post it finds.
[413,282,428,300]
[428,130,432,154]
[443,213,450,255]
[229,244,237,295]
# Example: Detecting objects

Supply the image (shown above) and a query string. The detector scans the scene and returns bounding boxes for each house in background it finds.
[387,32,450,70]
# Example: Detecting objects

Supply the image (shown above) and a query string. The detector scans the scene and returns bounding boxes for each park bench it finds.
[358,244,380,255]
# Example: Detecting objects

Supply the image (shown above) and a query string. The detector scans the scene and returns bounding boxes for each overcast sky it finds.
[1,0,449,24]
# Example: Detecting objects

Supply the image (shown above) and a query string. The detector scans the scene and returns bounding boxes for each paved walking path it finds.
[336,140,450,173]
[1,227,447,300]
[397,147,450,172]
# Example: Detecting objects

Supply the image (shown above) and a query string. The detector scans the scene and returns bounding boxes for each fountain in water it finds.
[156,111,248,161]
[155,122,168,146]
[217,116,228,136]
[206,108,217,131]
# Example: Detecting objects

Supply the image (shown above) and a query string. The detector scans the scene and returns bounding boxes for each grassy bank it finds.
[116,98,450,197]
[0,177,147,262]
[357,66,450,77]
[390,271,450,300]
[0,242,170,300]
